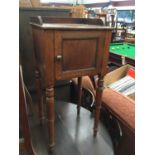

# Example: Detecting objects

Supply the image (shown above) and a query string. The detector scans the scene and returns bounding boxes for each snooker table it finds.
[109,43,135,66]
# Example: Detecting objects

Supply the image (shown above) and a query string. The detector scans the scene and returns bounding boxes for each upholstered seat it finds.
[102,88,135,132]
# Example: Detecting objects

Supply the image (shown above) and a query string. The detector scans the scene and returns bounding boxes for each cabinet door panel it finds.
[55,31,105,80]
[62,38,97,71]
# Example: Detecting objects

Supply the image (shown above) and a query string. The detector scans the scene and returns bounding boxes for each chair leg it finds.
[94,75,104,137]
[77,77,82,115]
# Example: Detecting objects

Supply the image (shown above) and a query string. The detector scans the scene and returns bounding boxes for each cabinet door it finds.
[55,30,106,80]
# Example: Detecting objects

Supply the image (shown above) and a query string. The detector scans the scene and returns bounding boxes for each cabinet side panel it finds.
[32,28,45,84]
[32,28,55,87]
[43,30,55,87]
[101,30,112,76]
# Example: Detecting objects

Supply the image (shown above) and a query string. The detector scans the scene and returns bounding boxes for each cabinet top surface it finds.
[30,23,113,30]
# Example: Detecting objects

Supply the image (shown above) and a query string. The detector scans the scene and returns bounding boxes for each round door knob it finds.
[56,55,62,61]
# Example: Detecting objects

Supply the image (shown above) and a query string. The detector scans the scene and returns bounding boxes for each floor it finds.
[21,99,114,155]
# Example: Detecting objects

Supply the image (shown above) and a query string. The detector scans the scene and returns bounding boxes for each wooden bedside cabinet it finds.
[30,16,112,151]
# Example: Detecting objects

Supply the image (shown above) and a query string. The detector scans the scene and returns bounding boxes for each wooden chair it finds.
[19,66,36,155]
[96,13,107,26]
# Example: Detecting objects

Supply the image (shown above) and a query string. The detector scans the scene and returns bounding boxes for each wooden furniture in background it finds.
[111,26,127,43]
[19,66,36,155]
[69,5,86,18]
[124,37,135,44]
[96,13,107,26]
[19,0,41,7]
[20,0,32,7]
[30,16,112,151]
[125,31,135,44]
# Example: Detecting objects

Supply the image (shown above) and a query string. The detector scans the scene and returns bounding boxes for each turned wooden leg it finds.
[35,70,44,125]
[94,76,104,137]
[77,77,82,115]
[46,86,55,151]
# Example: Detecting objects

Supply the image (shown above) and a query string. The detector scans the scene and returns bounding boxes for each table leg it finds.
[46,85,55,151]
[94,75,104,137]
[35,70,44,125]
[122,56,126,65]
[77,77,82,115]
